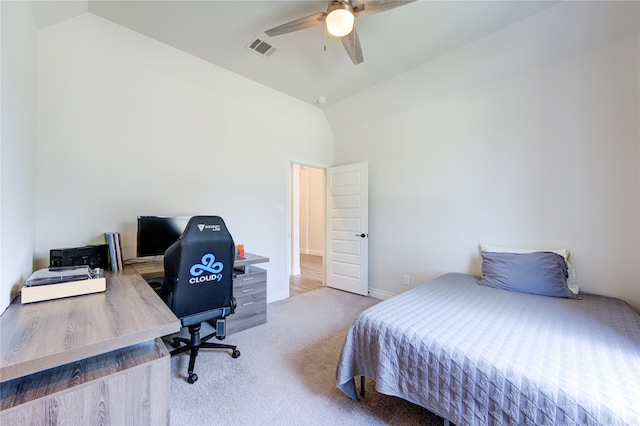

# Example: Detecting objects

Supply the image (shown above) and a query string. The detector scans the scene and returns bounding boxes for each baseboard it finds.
[301,249,324,257]
[269,289,290,304]
[368,288,397,300]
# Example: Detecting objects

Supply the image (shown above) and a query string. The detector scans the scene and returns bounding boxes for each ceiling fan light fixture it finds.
[325,2,354,37]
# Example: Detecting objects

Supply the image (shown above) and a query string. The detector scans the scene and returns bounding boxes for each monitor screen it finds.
[136,216,190,257]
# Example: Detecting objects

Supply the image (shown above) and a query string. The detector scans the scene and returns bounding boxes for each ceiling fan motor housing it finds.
[326,1,355,37]
[327,0,354,14]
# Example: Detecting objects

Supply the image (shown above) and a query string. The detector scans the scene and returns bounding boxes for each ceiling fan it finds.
[265,0,416,65]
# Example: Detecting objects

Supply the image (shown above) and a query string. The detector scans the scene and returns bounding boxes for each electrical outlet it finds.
[404,274,411,286]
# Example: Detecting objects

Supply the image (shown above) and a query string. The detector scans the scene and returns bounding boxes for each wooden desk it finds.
[130,252,270,278]
[0,266,180,424]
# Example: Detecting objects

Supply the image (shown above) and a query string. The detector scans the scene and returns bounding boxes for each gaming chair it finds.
[160,215,240,384]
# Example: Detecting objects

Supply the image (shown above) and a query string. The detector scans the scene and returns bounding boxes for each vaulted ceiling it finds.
[29,1,637,108]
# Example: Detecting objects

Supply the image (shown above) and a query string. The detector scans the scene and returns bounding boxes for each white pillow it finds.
[479,244,579,295]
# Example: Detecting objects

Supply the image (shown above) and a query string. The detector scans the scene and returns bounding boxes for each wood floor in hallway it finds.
[290,254,323,297]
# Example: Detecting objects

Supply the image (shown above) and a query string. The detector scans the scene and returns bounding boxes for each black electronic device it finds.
[49,244,109,269]
[136,216,190,257]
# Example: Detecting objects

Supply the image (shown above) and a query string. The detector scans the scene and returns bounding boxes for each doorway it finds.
[290,164,325,296]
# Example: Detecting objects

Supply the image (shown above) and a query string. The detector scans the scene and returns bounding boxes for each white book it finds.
[113,232,120,270]
[115,232,124,270]
[105,232,118,271]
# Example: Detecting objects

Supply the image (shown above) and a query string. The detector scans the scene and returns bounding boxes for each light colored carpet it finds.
[167,287,444,426]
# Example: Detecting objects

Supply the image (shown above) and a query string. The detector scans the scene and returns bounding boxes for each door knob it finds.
[356,233,367,238]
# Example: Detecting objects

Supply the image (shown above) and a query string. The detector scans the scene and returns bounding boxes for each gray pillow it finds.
[478,251,577,298]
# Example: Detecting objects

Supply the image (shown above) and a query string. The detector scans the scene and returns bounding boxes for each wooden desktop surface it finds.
[0,265,180,383]
[131,252,270,278]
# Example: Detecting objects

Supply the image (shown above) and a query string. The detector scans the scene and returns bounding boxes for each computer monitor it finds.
[136,216,190,258]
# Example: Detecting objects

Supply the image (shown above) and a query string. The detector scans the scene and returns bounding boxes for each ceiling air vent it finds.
[247,37,277,58]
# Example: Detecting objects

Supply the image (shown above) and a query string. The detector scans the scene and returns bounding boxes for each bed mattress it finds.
[336,273,640,425]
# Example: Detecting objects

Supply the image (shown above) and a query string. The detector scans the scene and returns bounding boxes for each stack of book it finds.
[105,232,124,271]
[22,266,106,304]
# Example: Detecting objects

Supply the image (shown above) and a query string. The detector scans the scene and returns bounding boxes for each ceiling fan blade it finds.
[341,27,364,65]
[353,0,416,18]
[265,12,326,37]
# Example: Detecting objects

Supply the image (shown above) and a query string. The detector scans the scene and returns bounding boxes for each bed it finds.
[336,271,640,425]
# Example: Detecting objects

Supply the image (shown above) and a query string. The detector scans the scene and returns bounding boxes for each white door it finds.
[325,162,369,296]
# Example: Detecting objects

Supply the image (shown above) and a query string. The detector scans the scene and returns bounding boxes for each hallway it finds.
[289,254,323,297]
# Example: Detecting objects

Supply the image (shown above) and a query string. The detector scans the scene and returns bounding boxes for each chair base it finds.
[169,323,240,383]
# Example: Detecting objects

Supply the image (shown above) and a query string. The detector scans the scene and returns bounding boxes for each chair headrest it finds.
[181,216,230,242]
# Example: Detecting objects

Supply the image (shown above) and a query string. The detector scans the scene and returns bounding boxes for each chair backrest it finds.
[162,216,235,319]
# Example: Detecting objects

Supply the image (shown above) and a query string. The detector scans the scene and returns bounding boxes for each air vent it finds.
[247,37,277,58]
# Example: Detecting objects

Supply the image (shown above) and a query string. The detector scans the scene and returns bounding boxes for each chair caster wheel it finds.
[187,373,198,384]
[232,349,241,358]
[171,339,181,348]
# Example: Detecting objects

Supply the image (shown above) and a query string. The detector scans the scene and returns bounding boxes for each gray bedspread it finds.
[336,273,640,425]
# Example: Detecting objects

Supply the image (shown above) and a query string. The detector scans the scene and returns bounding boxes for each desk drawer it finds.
[234,267,266,285]
[228,293,266,334]
[228,291,266,334]
[226,266,267,334]
[236,289,266,311]
[235,279,266,299]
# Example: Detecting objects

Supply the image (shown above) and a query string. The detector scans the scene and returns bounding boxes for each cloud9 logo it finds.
[189,253,224,284]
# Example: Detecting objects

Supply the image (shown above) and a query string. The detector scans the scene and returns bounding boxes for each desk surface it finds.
[131,252,270,278]
[0,265,180,382]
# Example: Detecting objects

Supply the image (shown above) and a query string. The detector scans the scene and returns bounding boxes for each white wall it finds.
[299,166,325,257]
[0,2,38,310]
[35,13,333,303]
[327,4,640,311]
[307,167,325,256]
